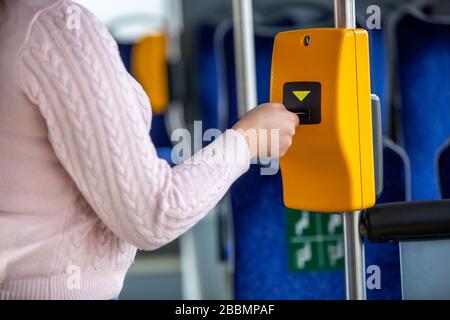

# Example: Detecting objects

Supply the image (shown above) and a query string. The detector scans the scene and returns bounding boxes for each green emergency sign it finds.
[286,208,345,272]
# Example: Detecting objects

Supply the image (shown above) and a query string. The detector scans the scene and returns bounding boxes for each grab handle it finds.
[361,200,450,243]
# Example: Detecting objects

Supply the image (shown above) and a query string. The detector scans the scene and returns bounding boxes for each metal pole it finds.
[334,0,366,300]
[334,0,356,29]
[232,0,258,116]
[343,212,366,300]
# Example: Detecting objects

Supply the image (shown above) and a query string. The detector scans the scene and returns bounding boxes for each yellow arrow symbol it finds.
[293,90,311,102]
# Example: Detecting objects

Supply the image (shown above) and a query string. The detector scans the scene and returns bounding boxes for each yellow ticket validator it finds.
[270,28,376,212]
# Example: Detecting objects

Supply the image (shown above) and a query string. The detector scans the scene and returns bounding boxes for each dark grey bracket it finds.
[371,94,383,198]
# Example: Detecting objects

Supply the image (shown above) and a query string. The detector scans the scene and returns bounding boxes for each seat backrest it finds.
[197,23,226,132]
[396,11,450,201]
[231,165,345,299]
[394,7,450,299]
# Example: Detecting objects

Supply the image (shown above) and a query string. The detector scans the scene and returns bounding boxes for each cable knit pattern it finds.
[0,0,249,299]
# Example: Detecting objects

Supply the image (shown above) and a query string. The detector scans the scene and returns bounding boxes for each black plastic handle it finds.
[361,200,450,243]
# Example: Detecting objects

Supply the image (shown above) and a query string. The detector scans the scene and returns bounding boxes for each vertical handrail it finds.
[232,0,258,116]
[334,0,356,29]
[334,0,367,300]
[343,211,366,300]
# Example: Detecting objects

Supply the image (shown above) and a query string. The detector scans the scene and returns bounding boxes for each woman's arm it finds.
[16,1,250,250]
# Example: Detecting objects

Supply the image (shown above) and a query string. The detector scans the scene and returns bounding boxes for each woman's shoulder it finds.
[8,0,74,13]
[14,0,110,56]
[8,0,101,36]
[4,0,94,50]
[6,0,64,18]
[11,0,115,92]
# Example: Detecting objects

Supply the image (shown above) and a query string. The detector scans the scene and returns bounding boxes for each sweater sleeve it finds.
[16,0,250,250]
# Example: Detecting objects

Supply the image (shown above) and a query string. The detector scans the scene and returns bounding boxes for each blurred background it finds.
[73,0,450,300]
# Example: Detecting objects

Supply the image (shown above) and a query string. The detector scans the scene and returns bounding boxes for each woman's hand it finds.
[233,103,300,159]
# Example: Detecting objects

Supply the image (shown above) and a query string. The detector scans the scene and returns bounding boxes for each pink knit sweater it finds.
[0,0,250,299]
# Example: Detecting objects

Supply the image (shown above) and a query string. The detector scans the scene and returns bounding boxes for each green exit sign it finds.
[286,208,344,272]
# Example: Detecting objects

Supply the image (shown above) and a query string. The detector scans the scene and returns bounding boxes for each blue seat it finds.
[232,165,346,299]
[197,24,223,132]
[394,8,450,299]
[396,12,450,201]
